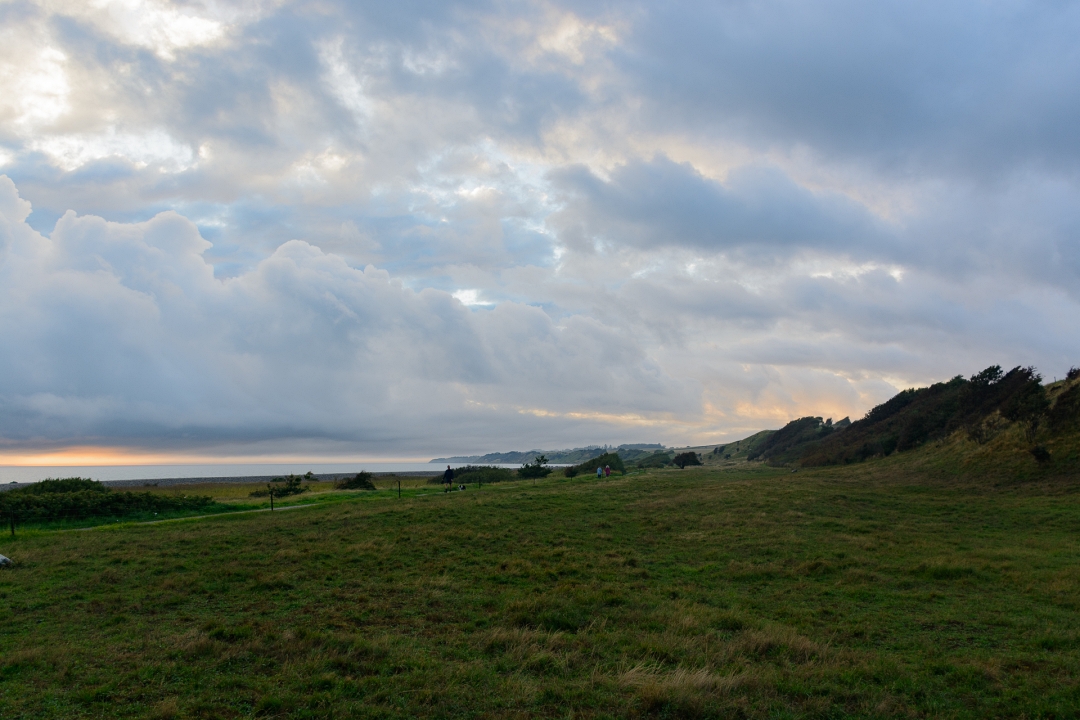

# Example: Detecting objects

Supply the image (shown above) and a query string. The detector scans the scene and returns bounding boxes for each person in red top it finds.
[604,465,611,477]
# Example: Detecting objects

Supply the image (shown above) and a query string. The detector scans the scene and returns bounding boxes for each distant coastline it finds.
[430,444,666,465]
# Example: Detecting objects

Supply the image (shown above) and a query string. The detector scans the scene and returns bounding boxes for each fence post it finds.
[397,479,401,499]
[269,485,274,512]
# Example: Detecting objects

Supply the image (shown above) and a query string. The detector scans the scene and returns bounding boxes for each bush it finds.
[457,466,515,484]
[16,477,108,495]
[563,467,579,478]
[250,472,314,497]
[335,471,375,490]
[518,455,552,479]
[1068,367,1080,381]
[673,452,702,469]
[0,479,213,522]
[570,452,625,476]
[1049,383,1080,434]
[428,466,516,485]
[1001,370,1050,444]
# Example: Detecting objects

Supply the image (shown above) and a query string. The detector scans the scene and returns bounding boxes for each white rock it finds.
[0,555,11,566]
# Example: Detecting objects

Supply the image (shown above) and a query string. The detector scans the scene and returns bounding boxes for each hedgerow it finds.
[0,478,213,522]
[427,466,515,485]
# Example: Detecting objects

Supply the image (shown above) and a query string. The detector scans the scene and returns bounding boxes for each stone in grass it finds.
[0,555,11,567]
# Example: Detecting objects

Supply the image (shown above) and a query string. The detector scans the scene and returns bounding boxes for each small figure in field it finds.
[604,465,611,477]
[459,484,466,491]
[596,466,603,479]
[443,465,454,492]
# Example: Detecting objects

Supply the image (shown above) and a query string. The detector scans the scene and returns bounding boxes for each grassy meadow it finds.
[1,459,1079,718]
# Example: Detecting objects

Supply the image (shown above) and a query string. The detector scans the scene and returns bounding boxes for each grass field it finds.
[2,459,1079,718]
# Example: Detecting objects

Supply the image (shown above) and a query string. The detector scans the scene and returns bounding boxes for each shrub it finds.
[1049,383,1080,434]
[1068,367,1080,381]
[456,466,515,484]
[518,455,552,479]
[563,467,579,478]
[0,479,213,522]
[1030,446,1052,464]
[673,452,702,469]
[334,471,375,490]
[1001,370,1050,444]
[250,472,314,497]
[17,477,108,495]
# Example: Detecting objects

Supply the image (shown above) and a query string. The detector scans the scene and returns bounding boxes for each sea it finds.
[0,461,519,485]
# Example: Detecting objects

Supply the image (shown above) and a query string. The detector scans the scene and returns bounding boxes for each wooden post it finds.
[269,485,274,512]
[397,479,401,499]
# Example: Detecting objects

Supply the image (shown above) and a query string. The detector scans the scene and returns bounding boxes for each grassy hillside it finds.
[740,366,1079,477]
[2,451,1079,718]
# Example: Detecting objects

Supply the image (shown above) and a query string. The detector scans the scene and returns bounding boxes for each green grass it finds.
[6,477,455,532]
[1,461,1079,718]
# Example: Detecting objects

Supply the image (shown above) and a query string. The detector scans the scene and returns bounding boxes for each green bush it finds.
[1049,383,1080,434]
[16,477,109,495]
[334,471,375,490]
[427,466,516,485]
[518,455,553,479]
[673,452,702,469]
[459,466,516,484]
[0,479,213,522]
[570,452,625,476]
[250,472,313,497]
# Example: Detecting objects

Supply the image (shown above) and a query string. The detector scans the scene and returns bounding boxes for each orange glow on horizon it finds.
[0,447,431,467]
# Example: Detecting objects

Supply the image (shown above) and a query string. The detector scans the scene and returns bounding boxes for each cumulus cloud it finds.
[0,1,1078,458]
[0,176,696,455]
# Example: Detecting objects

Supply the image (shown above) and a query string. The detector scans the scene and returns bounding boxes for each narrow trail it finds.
[32,480,578,534]
[62,501,320,532]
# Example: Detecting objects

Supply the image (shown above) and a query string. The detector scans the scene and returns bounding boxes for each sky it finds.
[0,0,1078,464]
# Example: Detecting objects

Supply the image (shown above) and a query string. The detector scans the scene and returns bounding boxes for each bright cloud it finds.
[0,47,71,129]
[0,1,1078,459]
[31,127,195,172]
[57,0,231,59]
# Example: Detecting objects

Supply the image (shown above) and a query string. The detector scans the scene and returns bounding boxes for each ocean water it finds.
[0,462,518,484]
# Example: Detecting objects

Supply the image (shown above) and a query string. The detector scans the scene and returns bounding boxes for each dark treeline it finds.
[750,365,1080,467]
[427,466,516,485]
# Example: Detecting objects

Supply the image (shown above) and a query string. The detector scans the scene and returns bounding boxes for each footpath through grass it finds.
[1,463,1079,718]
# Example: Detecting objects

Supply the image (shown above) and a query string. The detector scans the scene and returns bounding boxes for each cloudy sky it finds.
[1,0,1078,463]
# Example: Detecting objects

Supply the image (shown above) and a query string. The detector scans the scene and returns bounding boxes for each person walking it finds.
[604,465,611,477]
[596,466,603,479]
[443,465,454,492]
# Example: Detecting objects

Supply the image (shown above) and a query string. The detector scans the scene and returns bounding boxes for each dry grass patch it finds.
[621,664,763,717]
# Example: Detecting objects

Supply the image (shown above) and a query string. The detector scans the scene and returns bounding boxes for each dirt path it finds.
[64,501,320,531]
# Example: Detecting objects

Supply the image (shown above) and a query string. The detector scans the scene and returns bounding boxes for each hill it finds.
[667,430,777,468]
[744,365,1080,474]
